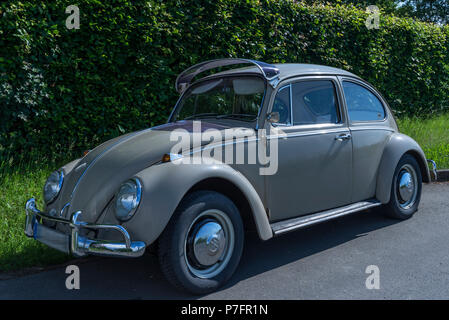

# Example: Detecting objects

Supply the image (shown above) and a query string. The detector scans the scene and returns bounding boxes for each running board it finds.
[271,200,382,236]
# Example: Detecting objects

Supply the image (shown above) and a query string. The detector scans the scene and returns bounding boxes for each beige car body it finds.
[25,59,430,258]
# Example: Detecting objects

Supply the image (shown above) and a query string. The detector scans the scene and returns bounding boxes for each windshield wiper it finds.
[184,113,220,120]
[216,114,257,121]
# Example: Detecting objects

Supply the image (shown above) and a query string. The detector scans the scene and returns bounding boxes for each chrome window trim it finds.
[290,83,293,125]
[168,73,268,130]
[271,84,292,127]
[268,76,346,130]
[290,79,342,126]
[340,77,388,124]
[255,81,268,130]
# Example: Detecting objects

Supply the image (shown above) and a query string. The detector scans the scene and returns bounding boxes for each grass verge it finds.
[397,114,449,170]
[0,164,70,272]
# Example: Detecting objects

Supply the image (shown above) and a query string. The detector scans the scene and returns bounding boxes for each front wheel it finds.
[383,154,422,220]
[158,191,244,294]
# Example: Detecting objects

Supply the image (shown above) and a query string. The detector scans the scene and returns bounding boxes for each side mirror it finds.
[267,112,280,124]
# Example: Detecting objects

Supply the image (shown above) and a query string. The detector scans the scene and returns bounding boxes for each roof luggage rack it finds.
[175,58,280,93]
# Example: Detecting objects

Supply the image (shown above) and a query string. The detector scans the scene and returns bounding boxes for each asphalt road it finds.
[1,182,448,300]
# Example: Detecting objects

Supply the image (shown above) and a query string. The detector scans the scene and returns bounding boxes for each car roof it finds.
[199,63,360,82]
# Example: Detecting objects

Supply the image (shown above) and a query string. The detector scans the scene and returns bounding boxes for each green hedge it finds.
[1,0,449,164]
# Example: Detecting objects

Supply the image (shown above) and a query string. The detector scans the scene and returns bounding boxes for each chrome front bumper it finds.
[24,198,146,258]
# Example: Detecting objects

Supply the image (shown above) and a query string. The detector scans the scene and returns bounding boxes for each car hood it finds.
[53,121,254,222]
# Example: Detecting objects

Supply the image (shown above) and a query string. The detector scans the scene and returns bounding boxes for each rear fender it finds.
[376,133,430,204]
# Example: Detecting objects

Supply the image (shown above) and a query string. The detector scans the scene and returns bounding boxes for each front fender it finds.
[376,133,430,204]
[122,160,273,246]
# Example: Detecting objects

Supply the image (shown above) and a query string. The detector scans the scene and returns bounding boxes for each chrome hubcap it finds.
[185,209,235,279]
[396,164,418,209]
[193,221,225,266]
[398,172,414,202]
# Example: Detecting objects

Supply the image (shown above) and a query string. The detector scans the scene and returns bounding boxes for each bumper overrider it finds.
[24,198,146,257]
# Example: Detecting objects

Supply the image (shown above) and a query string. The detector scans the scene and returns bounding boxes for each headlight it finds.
[114,178,142,222]
[43,170,64,203]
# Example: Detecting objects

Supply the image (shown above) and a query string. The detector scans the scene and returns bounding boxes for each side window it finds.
[342,81,385,122]
[291,80,339,125]
[272,85,291,125]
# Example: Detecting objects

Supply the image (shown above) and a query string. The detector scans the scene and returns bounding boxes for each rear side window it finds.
[291,80,340,125]
[342,81,385,122]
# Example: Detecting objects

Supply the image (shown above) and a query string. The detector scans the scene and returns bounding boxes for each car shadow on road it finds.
[218,208,401,294]
[1,209,401,299]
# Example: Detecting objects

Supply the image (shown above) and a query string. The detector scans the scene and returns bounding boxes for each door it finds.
[340,78,394,203]
[265,77,353,222]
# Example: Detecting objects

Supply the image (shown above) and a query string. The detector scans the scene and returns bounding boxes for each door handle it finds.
[335,133,351,141]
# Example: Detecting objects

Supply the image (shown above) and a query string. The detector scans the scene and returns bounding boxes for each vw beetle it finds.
[25,59,431,294]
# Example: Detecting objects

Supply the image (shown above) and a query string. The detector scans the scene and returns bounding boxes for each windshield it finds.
[171,76,265,123]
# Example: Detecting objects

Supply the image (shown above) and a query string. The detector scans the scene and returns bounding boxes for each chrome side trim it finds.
[349,126,395,132]
[187,135,260,158]
[266,127,348,140]
[271,200,381,236]
[25,198,146,258]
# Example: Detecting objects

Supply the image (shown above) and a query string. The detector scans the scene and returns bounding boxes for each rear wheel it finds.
[158,191,244,294]
[383,154,422,220]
